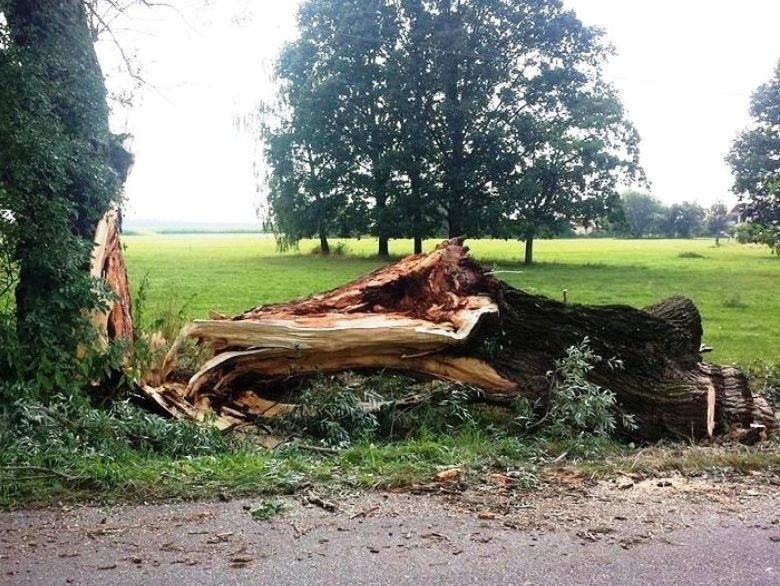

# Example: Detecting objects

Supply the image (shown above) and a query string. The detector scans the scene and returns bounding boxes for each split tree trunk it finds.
[89,210,134,345]
[4,0,133,360]
[141,240,774,440]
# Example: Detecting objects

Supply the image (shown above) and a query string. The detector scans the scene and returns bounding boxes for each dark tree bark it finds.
[319,232,330,256]
[409,169,425,255]
[378,236,390,258]
[524,237,534,265]
[143,241,773,440]
[373,174,390,257]
[486,291,771,440]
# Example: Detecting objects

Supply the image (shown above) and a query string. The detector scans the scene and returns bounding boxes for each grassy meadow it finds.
[124,234,779,366]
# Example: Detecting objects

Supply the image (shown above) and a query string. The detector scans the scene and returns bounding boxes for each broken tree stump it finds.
[140,240,774,440]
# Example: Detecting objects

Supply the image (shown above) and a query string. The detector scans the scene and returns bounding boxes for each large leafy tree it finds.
[0,0,131,389]
[657,201,704,239]
[267,0,400,256]
[387,0,442,253]
[493,2,640,263]
[728,59,780,226]
[423,0,517,239]
[267,0,640,261]
[264,24,366,254]
[264,125,359,255]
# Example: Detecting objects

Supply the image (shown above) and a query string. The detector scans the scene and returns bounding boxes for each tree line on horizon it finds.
[261,0,642,264]
[614,193,729,242]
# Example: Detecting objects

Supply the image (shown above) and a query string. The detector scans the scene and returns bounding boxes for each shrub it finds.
[747,361,780,412]
[734,222,780,256]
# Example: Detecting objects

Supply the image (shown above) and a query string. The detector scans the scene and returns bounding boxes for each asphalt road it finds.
[2,479,780,585]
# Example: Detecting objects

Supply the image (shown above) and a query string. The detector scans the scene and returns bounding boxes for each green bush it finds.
[734,222,780,256]
[747,361,780,412]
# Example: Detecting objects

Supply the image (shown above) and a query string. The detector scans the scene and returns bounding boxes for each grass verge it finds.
[3,426,779,509]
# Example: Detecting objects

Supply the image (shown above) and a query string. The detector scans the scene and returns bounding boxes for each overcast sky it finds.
[100,0,780,223]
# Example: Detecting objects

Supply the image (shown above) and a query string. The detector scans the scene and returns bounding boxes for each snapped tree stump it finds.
[140,239,774,440]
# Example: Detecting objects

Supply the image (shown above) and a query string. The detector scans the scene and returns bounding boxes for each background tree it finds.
[706,201,729,245]
[266,0,401,257]
[422,0,641,263]
[657,201,705,239]
[264,26,367,254]
[423,0,517,239]
[265,0,640,261]
[620,191,663,238]
[264,125,359,255]
[728,58,780,227]
[387,0,441,254]
[500,77,641,263]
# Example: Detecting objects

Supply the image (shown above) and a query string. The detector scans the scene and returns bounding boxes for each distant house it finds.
[728,203,747,224]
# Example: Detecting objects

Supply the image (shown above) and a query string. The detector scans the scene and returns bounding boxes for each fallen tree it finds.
[135,239,774,441]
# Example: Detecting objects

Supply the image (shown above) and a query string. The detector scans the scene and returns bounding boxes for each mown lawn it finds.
[124,234,779,366]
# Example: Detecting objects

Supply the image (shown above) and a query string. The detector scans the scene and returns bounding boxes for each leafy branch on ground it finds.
[275,374,479,448]
[511,338,636,439]
[747,361,780,411]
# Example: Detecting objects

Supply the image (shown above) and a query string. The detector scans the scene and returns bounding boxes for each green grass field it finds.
[124,234,779,366]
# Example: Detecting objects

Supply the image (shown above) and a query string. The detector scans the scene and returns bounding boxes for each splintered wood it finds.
[137,239,774,440]
[142,240,516,429]
[88,210,133,348]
